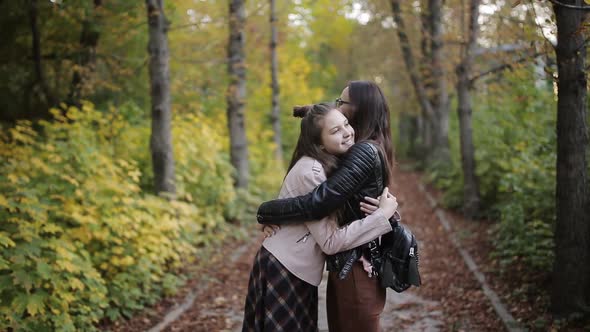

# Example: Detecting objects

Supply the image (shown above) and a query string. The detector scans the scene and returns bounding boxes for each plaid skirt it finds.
[242,246,318,332]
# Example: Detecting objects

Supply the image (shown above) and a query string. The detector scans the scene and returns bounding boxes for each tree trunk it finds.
[551,0,590,317]
[428,0,450,163]
[417,0,432,158]
[227,0,249,189]
[391,0,439,165]
[419,0,431,80]
[28,0,55,114]
[146,0,176,196]
[398,112,415,157]
[68,0,102,107]
[269,0,283,161]
[390,0,435,122]
[421,115,432,152]
[455,0,481,218]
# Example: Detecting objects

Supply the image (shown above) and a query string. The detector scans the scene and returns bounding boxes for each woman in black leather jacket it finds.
[256,81,396,332]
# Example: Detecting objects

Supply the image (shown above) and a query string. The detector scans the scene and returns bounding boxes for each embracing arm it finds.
[256,141,378,224]
[305,209,392,255]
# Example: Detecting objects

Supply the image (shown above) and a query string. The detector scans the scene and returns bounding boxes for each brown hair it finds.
[287,103,339,176]
[288,103,346,223]
[346,80,395,188]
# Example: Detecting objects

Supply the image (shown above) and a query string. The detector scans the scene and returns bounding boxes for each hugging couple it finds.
[242,81,417,332]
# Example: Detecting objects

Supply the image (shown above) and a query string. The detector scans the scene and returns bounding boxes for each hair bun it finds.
[293,105,313,118]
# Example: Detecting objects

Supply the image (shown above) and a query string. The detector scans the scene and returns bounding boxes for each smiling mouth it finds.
[343,140,353,146]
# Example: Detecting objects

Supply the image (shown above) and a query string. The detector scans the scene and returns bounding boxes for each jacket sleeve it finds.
[256,141,378,224]
[305,210,392,255]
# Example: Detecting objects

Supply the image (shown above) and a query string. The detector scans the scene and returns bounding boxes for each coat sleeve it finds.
[256,142,378,224]
[305,210,392,255]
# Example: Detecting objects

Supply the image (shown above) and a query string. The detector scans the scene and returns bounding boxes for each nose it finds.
[343,127,352,138]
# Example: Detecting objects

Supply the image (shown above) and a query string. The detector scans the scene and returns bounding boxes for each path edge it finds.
[146,240,252,332]
[418,183,527,332]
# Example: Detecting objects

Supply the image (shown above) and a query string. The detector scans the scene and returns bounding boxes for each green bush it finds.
[429,67,556,271]
[0,103,256,331]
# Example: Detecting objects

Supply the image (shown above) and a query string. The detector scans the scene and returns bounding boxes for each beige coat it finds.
[263,156,392,286]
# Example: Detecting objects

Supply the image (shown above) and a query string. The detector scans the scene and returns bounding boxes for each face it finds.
[336,87,354,120]
[320,109,355,155]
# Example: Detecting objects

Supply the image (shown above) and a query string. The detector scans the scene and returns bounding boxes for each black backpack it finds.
[372,146,422,292]
[378,213,422,292]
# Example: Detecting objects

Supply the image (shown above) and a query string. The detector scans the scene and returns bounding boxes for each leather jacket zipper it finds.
[296,231,311,243]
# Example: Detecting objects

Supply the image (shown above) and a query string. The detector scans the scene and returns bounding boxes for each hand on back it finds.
[360,187,398,220]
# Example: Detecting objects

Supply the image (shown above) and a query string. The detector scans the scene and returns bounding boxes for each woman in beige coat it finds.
[242,103,398,332]
[257,81,398,332]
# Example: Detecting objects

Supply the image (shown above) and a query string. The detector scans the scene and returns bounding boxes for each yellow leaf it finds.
[61,175,79,187]
[60,292,75,303]
[0,232,15,248]
[122,256,135,266]
[42,223,62,234]
[7,174,18,183]
[69,278,85,291]
[57,260,78,273]
[0,194,8,207]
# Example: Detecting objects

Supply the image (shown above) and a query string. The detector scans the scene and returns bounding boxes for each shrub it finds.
[0,103,250,330]
[428,67,556,271]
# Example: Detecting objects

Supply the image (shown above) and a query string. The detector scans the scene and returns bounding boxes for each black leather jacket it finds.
[257,141,391,278]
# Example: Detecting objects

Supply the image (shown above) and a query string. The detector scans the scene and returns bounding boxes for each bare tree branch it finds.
[470,51,545,83]
[168,22,201,31]
[548,0,590,10]
[473,43,528,56]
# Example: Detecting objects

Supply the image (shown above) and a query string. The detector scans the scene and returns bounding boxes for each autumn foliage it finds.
[0,103,268,330]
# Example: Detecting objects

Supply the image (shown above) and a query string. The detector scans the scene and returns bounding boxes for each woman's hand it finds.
[360,187,398,220]
[261,224,280,238]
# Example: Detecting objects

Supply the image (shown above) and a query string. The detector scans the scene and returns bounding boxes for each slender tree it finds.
[390,0,435,129]
[146,0,176,195]
[227,0,249,188]
[455,0,481,218]
[418,0,433,150]
[550,0,590,317]
[269,0,283,161]
[68,0,102,107]
[28,0,55,115]
[391,0,449,164]
[428,0,450,162]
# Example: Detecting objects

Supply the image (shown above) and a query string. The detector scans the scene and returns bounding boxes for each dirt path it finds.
[115,166,510,332]
[388,167,504,331]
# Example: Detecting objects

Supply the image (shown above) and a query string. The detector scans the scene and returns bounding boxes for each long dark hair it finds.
[287,103,340,176]
[347,80,395,187]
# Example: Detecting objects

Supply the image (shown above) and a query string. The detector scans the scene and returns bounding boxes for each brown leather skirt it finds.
[326,262,386,332]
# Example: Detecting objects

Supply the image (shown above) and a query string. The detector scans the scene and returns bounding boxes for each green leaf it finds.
[0,274,13,292]
[12,269,34,291]
[26,291,47,316]
[11,293,29,313]
[36,261,52,279]
[0,257,9,270]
